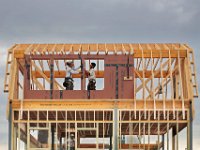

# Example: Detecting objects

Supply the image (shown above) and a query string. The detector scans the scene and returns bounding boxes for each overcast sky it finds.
[0,0,200,149]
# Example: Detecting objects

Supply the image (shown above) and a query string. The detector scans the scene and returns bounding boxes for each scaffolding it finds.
[4,43,198,150]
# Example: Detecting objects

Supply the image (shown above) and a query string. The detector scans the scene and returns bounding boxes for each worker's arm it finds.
[70,68,80,74]
[66,65,79,74]
[84,69,89,76]
[73,65,81,71]
[70,66,81,74]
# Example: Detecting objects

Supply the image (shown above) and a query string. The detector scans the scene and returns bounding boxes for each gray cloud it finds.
[0,0,200,45]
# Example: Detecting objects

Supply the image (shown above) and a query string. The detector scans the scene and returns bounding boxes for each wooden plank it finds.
[31,69,175,81]
[13,44,188,59]
[168,49,175,118]
[12,99,190,110]
[178,50,185,119]
[135,59,171,93]
[140,44,147,118]
[32,77,45,90]
[31,61,60,90]
[134,50,187,58]
[32,70,104,78]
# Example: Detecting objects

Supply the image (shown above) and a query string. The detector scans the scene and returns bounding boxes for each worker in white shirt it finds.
[85,62,96,90]
[63,61,81,90]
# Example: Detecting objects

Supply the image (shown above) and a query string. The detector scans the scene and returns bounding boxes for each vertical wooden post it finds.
[129,110,133,149]
[60,137,62,150]
[172,126,176,150]
[17,122,21,150]
[148,111,150,150]
[75,122,77,150]
[150,50,156,119]
[169,50,175,117]
[178,50,185,119]
[141,46,146,119]
[77,134,80,148]
[24,55,31,98]
[8,102,12,150]
[119,111,122,149]
[176,111,179,150]
[189,102,193,150]
[157,111,160,150]
[162,134,165,150]
[51,125,55,150]
[139,110,141,150]
[27,110,30,149]
[143,123,145,150]
[167,110,169,150]
[50,57,54,99]
[113,108,118,150]
[13,126,17,150]
[96,123,99,149]
[109,124,112,150]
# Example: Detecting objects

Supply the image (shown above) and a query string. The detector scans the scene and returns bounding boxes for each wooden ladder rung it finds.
[187,49,198,98]
[3,48,14,93]
[4,89,9,93]
[194,95,198,98]
[189,50,193,53]
[8,49,13,53]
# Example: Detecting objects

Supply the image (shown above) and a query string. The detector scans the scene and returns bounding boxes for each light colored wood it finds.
[31,61,61,90]
[32,76,45,90]
[12,43,188,58]
[160,50,166,119]
[4,45,18,92]
[168,49,175,119]
[3,43,199,149]
[136,59,171,93]
[32,70,104,78]
[140,44,147,119]
[11,99,191,110]
[177,50,185,119]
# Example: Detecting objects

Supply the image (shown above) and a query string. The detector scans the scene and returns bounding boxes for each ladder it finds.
[187,48,198,98]
[4,46,15,93]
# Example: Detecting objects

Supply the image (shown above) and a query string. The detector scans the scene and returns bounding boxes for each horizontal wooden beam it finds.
[13,44,188,59]
[14,50,187,59]
[78,143,163,149]
[11,99,190,110]
[32,70,173,78]
[134,50,187,58]
[32,70,104,78]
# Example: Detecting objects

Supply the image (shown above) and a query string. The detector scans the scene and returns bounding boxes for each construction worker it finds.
[63,61,81,90]
[66,133,75,150]
[85,62,96,90]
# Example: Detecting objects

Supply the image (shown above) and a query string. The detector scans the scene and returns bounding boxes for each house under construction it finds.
[4,43,198,150]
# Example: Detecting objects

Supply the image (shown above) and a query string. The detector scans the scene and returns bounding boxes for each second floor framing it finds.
[4,43,198,102]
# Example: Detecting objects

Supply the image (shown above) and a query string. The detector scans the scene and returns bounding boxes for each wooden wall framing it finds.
[3,43,198,150]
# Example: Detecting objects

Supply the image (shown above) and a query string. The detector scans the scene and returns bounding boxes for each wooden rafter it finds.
[31,61,64,90]
[12,43,188,58]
